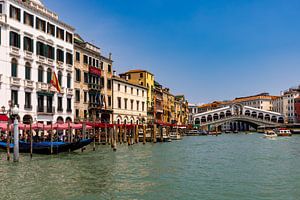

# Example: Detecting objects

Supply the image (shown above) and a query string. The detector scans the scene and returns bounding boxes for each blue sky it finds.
[44,0,300,104]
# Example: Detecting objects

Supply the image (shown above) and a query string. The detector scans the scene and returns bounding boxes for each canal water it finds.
[1,133,300,200]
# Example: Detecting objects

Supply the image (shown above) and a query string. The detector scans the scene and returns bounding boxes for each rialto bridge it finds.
[192,104,284,130]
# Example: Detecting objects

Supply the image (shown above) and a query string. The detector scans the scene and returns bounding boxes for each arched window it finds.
[25,62,31,80]
[47,68,52,83]
[58,71,62,86]
[38,66,44,82]
[67,73,71,88]
[11,58,18,77]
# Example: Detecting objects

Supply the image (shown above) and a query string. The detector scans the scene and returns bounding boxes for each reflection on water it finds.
[1,134,300,200]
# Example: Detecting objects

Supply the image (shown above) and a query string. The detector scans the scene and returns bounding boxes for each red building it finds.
[294,97,300,123]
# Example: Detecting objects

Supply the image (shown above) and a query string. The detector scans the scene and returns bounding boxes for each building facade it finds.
[112,75,147,124]
[0,0,74,124]
[120,70,154,122]
[233,93,277,111]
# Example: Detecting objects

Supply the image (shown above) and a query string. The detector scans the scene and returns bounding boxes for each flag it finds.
[50,71,61,93]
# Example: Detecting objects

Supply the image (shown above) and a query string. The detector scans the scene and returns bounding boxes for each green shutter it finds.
[17,34,20,48]
[30,38,33,52]
[23,37,26,51]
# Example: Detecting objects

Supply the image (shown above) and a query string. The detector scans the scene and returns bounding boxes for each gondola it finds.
[0,139,93,155]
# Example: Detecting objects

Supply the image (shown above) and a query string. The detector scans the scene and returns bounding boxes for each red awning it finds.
[0,114,9,122]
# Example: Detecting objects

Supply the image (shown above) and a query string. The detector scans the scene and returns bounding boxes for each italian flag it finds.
[50,72,61,93]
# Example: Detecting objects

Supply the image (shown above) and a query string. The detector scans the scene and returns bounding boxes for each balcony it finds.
[24,105,33,111]
[57,107,63,113]
[66,88,73,96]
[24,80,34,89]
[10,47,20,57]
[24,51,33,60]
[10,77,21,87]
[56,62,64,70]
[38,55,46,63]
[66,64,73,72]
[36,82,49,91]
[37,106,55,115]
[89,102,99,109]
[47,58,54,65]
[88,83,100,91]
[0,14,7,25]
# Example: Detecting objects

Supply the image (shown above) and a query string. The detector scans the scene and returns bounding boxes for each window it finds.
[10,31,20,48]
[57,97,63,111]
[125,86,127,93]
[11,59,17,77]
[108,96,112,107]
[58,71,62,86]
[24,12,34,27]
[84,72,89,83]
[92,58,95,67]
[67,98,72,112]
[84,110,87,119]
[36,17,46,32]
[75,90,80,102]
[118,97,121,109]
[0,4,2,14]
[131,87,133,94]
[38,66,43,82]
[108,64,112,73]
[47,45,54,59]
[131,100,134,110]
[10,5,20,21]
[37,95,44,112]
[47,68,52,84]
[83,55,88,64]
[36,41,46,57]
[11,90,18,106]
[89,57,92,66]
[142,102,145,111]
[67,73,71,88]
[23,36,33,52]
[107,79,111,90]
[66,32,73,44]
[100,61,104,70]
[84,91,87,103]
[75,109,79,118]
[128,74,131,79]
[137,89,139,96]
[137,101,140,111]
[56,49,64,62]
[66,52,73,65]
[56,27,64,40]
[47,22,55,36]
[96,60,99,67]
[46,96,53,113]
[100,77,104,87]
[118,84,120,91]
[25,92,31,109]
[75,69,81,82]
[140,73,143,78]
[142,90,145,97]
[76,52,80,62]
[25,62,31,80]
[124,98,128,109]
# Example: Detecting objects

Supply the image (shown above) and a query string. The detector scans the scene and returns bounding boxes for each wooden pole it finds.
[143,125,146,144]
[160,126,163,142]
[30,120,33,158]
[113,124,117,151]
[93,119,96,151]
[105,123,108,145]
[50,122,53,154]
[153,124,157,143]
[135,125,139,144]
[124,125,127,143]
[6,121,10,161]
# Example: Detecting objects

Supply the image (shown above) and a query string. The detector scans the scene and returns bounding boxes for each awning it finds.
[0,114,9,122]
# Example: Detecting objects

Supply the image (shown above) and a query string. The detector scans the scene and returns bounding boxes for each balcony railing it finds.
[10,77,21,87]
[88,83,101,90]
[36,82,49,91]
[66,64,73,72]
[24,105,33,110]
[37,106,55,114]
[10,47,20,56]
[66,88,73,96]
[24,51,33,59]
[24,80,34,88]
[0,14,7,24]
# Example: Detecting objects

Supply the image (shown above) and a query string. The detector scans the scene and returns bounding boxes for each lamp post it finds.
[12,105,19,162]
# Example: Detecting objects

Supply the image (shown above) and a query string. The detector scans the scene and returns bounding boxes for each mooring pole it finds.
[13,117,19,162]
[30,121,33,158]
[6,122,10,161]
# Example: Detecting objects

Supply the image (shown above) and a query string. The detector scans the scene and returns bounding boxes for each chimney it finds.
[126,74,129,81]
[113,70,116,76]
[109,53,112,60]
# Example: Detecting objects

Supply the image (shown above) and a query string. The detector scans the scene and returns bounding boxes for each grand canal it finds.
[1,134,300,200]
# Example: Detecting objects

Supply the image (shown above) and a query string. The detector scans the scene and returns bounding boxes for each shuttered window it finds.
[10,31,20,48]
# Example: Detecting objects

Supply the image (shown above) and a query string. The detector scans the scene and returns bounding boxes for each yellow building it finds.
[162,88,174,123]
[175,95,189,125]
[120,70,154,121]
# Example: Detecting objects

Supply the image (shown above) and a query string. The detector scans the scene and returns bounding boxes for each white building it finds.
[112,75,147,125]
[188,103,199,124]
[0,0,74,124]
[273,88,300,123]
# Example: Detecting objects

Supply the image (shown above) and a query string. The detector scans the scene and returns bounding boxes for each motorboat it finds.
[169,132,182,140]
[263,130,277,138]
[274,128,292,137]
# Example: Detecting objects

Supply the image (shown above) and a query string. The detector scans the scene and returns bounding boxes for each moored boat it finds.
[169,132,182,140]
[0,139,93,155]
